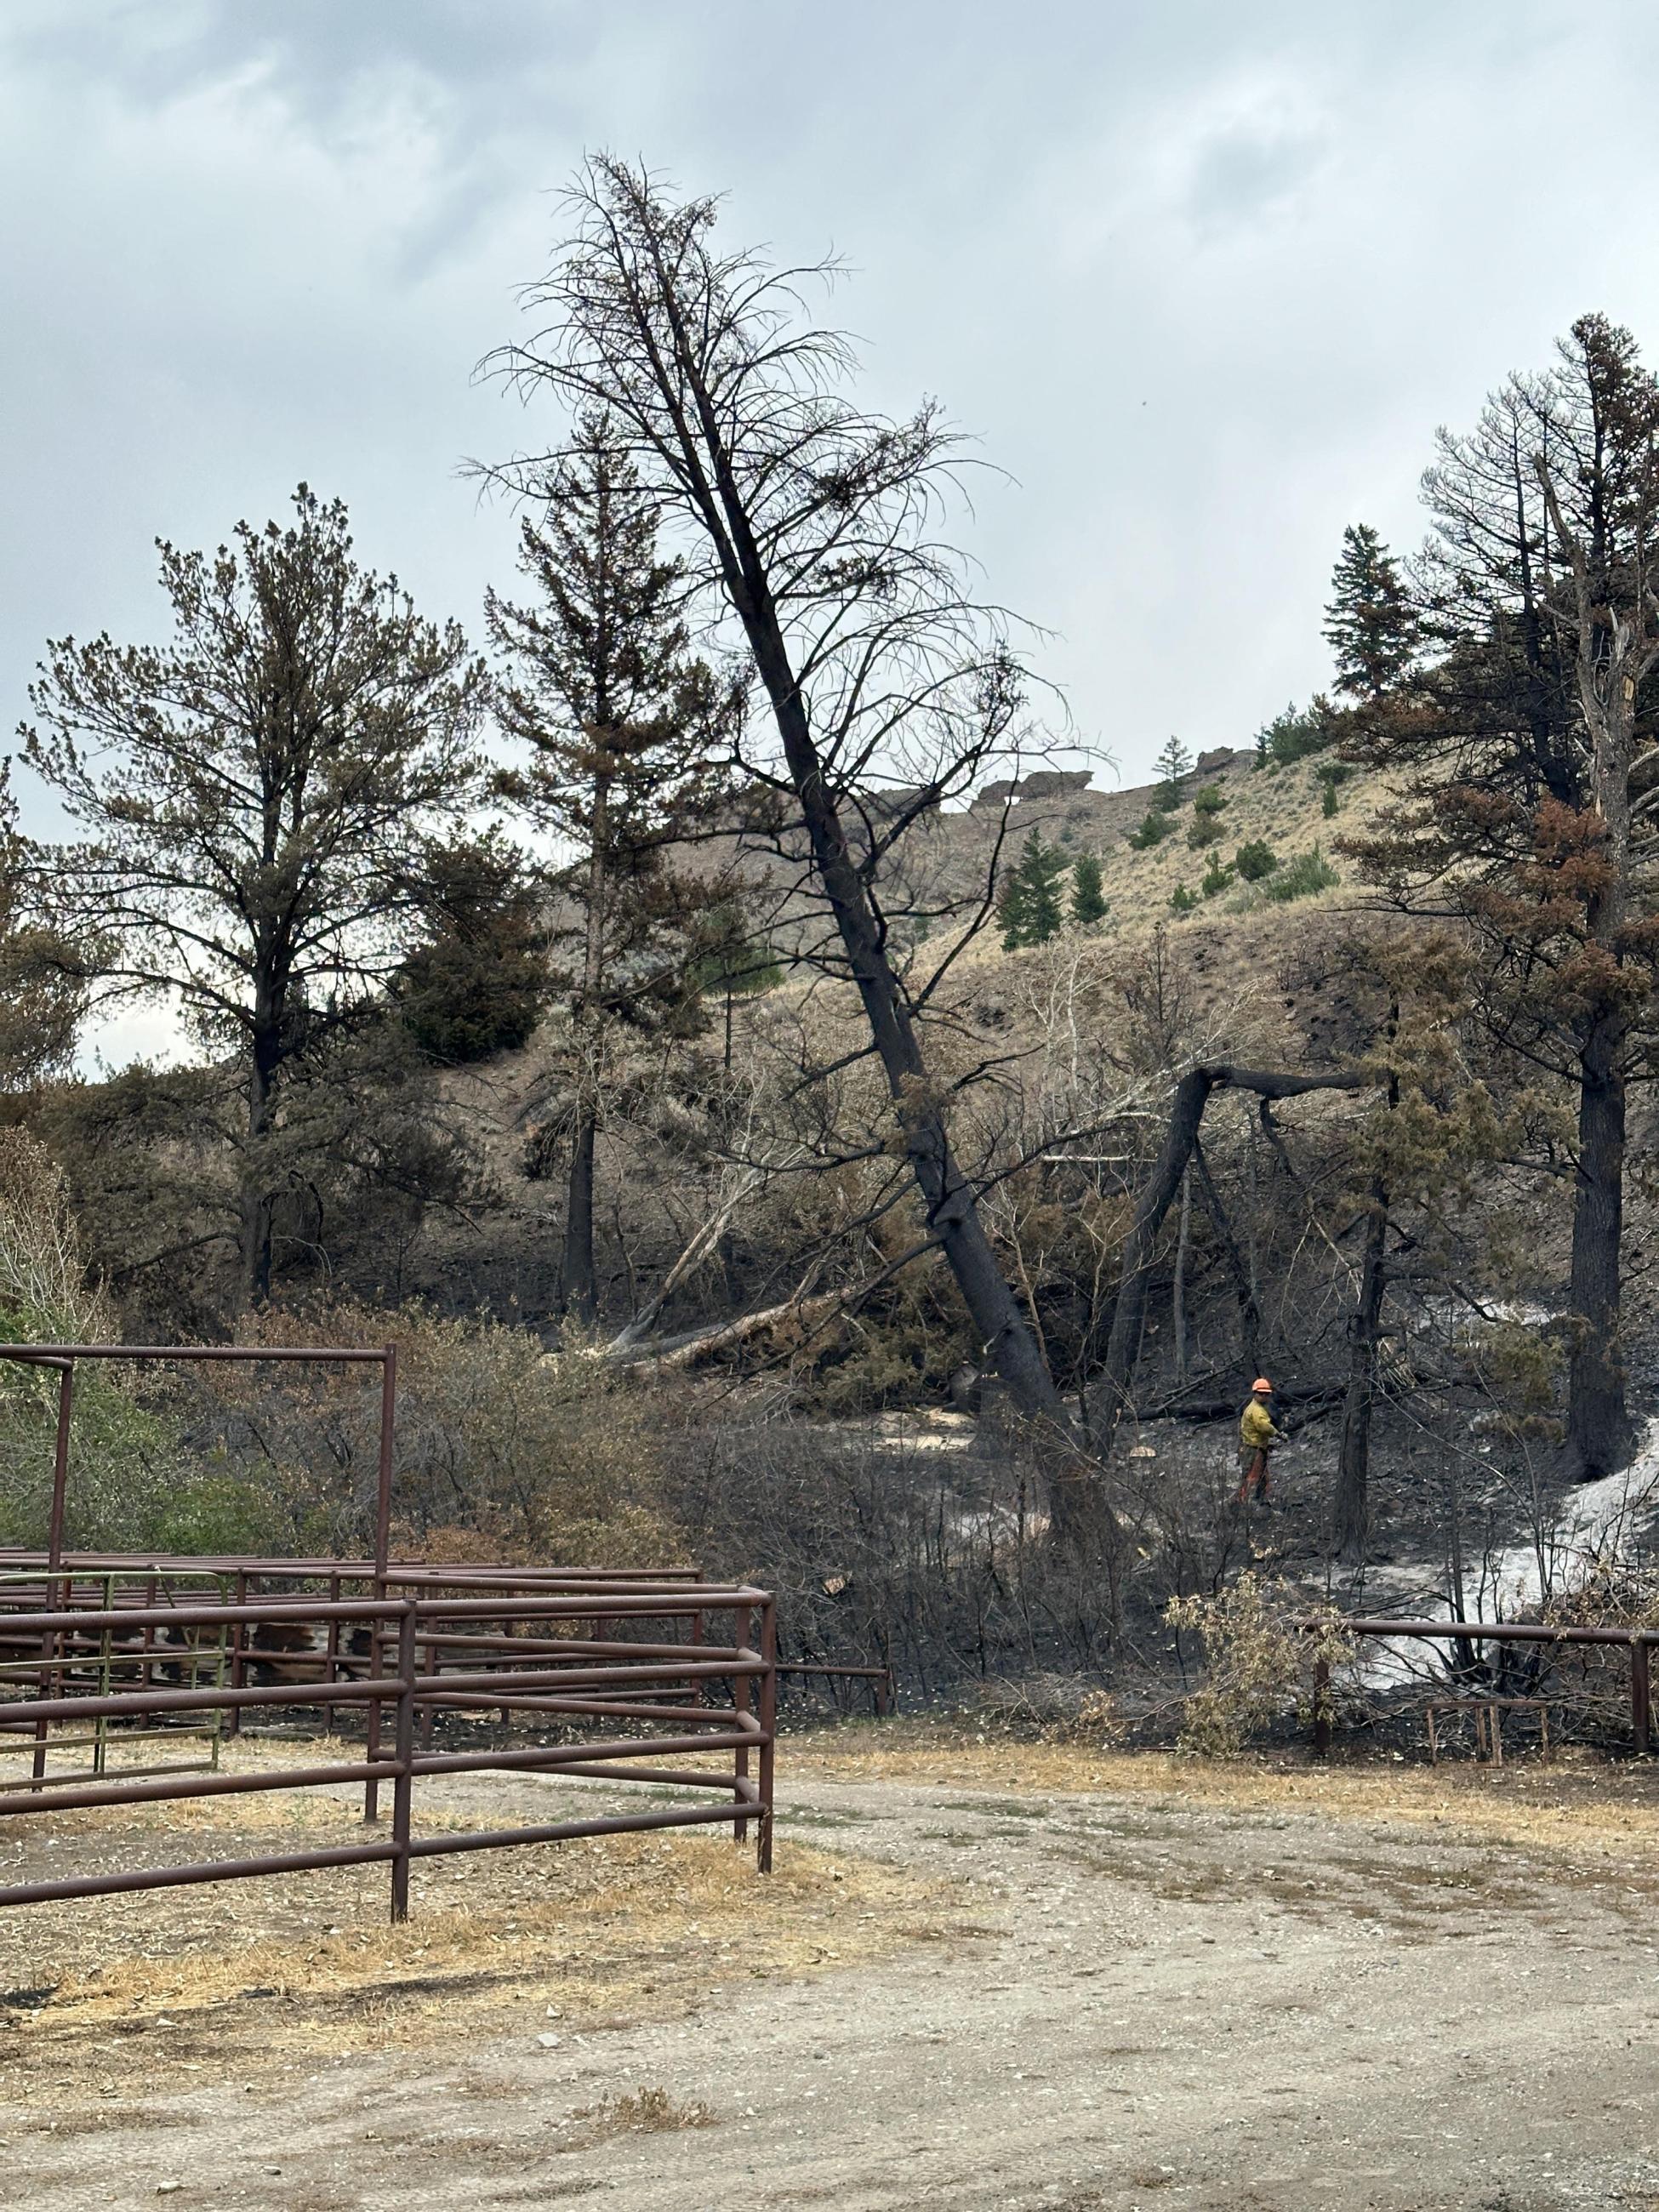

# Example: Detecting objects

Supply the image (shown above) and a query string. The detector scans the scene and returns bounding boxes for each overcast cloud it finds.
[3,1,1657,1056]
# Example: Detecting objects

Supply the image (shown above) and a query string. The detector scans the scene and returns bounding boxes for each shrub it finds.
[1166,1573,1345,1755]
[2,1297,689,1566]
[1127,809,1172,849]
[219,1303,688,1565]
[1234,840,1279,882]
[0,1131,192,1553]
[1261,844,1340,903]
[965,1673,1123,1742]
[1169,882,1198,915]
[1200,854,1234,898]
[1185,783,1229,840]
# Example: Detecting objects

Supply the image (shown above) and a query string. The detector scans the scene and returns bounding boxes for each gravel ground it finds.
[3,1747,1659,2210]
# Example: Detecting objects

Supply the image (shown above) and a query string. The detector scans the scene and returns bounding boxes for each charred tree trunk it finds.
[238,999,282,1311]
[562,765,610,1326]
[1333,1179,1388,1565]
[1536,455,1652,1482]
[1100,1069,1217,1424]
[674,389,1099,1536]
[1190,1138,1263,1380]
[1172,1165,1191,1386]
[1567,1012,1633,1479]
[563,1110,598,1324]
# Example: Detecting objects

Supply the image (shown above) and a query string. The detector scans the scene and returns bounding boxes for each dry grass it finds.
[569,2085,715,2141]
[786,1720,1659,1859]
[0,1745,965,2101]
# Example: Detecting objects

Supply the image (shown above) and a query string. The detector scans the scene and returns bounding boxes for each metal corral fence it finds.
[1304,1615,1658,1758]
[0,1342,779,1923]
[0,1560,775,1922]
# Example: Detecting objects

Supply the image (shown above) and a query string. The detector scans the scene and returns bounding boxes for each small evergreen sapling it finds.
[1187,784,1227,847]
[1127,809,1172,850]
[1153,735,1194,808]
[1200,852,1234,898]
[1070,852,1109,929]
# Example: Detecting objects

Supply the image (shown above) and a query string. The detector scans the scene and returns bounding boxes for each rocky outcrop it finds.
[1015,768,1093,801]
[971,768,1094,809]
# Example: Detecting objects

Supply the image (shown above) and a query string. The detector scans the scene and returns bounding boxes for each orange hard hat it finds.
[1252,1377,1274,1394]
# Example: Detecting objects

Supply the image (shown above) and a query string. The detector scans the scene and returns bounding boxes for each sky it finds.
[3,0,1659,1060]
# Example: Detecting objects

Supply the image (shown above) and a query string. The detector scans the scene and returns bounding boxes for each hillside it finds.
[412,744,1401,1337]
[917,741,1377,931]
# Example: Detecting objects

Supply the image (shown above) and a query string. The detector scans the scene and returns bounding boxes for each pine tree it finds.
[1153,736,1194,806]
[395,833,550,1065]
[1323,524,1418,704]
[999,830,1069,947]
[1126,808,1172,850]
[487,411,738,1322]
[1070,852,1108,929]
[25,486,485,1307]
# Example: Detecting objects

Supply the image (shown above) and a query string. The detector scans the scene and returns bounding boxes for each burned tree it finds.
[1348,314,1659,1478]
[481,158,1099,1525]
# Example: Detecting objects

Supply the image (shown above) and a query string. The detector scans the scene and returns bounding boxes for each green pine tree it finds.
[1153,736,1194,807]
[1324,523,1418,704]
[396,832,550,1064]
[995,870,1029,950]
[1000,830,1069,947]
[1070,853,1108,929]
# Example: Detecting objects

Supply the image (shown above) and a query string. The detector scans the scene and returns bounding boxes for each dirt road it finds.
[4,1747,1658,2210]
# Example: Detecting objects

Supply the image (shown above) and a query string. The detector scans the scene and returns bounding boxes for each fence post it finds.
[733,1601,752,1846]
[226,1568,248,1742]
[1633,1638,1651,1757]
[322,1571,341,1738]
[1312,1656,1331,1759]
[389,1600,417,1924]
[755,1599,776,1875]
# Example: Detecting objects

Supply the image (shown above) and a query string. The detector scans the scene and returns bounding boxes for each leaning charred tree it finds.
[481,157,1108,1540]
[1097,1063,1372,1428]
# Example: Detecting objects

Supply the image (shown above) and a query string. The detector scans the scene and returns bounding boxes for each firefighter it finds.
[1236,1377,1285,1507]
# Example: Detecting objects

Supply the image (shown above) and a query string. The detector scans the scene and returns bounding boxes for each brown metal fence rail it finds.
[1303,1615,1659,1757]
[0,1571,776,1922]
